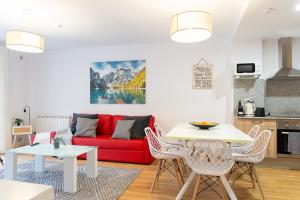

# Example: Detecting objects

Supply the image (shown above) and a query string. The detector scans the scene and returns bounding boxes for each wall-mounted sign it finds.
[192,58,213,89]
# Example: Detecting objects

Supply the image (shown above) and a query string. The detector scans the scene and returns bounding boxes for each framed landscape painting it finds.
[90,60,146,104]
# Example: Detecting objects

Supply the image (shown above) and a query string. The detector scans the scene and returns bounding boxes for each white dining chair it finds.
[154,123,165,138]
[231,130,272,200]
[145,127,185,193]
[232,125,260,147]
[154,123,187,168]
[182,139,237,200]
[154,123,185,144]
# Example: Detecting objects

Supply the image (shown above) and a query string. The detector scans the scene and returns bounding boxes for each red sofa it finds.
[72,114,155,164]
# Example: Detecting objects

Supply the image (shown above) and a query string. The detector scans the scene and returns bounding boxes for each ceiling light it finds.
[6,31,45,53]
[170,11,212,43]
[295,3,300,11]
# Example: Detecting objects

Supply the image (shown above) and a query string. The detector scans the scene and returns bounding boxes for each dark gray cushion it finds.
[124,115,151,139]
[71,113,98,134]
[74,117,99,137]
[112,120,136,140]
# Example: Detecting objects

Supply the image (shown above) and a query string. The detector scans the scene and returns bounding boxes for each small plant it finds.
[53,137,62,149]
[53,138,62,143]
[14,118,24,126]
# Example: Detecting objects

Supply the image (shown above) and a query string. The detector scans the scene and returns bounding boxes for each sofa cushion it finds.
[96,114,112,135]
[124,115,151,139]
[71,113,98,134]
[72,135,145,151]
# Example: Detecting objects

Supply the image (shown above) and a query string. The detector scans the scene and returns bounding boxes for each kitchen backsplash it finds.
[234,79,300,115]
[234,79,265,112]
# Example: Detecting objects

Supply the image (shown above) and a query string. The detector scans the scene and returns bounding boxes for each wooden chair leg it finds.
[157,159,165,183]
[252,165,266,200]
[28,134,32,145]
[150,159,162,193]
[218,176,229,200]
[179,158,186,174]
[249,163,256,189]
[175,159,185,184]
[12,135,17,148]
[192,175,201,200]
[232,163,238,187]
[173,159,182,190]
[220,175,238,200]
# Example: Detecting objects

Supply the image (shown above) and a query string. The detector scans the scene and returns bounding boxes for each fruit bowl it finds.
[189,121,219,129]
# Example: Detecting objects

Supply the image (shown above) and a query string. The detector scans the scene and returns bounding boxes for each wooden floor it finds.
[15,156,300,200]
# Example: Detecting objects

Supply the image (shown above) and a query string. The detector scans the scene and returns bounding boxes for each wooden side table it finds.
[11,125,33,148]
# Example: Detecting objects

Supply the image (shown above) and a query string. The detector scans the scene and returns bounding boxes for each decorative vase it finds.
[54,141,60,149]
[16,123,20,126]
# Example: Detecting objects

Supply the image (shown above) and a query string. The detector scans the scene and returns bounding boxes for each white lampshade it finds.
[6,31,45,53]
[170,11,212,43]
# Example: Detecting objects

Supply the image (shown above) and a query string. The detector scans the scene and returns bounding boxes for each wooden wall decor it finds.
[192,58,213,89]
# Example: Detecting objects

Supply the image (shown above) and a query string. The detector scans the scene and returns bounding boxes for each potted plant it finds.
[14,118,24,126]
[53,138,61,149]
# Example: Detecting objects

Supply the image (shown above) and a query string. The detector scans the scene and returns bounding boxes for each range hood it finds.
[267,37,300,80]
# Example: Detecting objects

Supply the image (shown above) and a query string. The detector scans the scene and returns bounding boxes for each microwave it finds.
[234,63,262,78]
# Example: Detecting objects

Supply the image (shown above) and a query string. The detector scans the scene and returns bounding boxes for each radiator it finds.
[36,115,71,132]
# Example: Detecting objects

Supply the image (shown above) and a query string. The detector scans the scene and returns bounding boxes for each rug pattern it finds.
[0,161,141,200]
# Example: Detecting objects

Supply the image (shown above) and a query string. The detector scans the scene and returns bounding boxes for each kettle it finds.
[244,99,256,116]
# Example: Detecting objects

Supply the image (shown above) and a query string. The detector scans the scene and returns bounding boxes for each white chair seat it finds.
[231,153,258,163]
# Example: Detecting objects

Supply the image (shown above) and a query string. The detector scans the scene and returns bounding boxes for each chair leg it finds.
[218,176,229,200]
[252,165,266,200]
[192,175,201,200]
[232,163,238,187]
[175,171,196,200]
[249,163,256,189]
[150,159,162,193]
[177,159,184,175]
[157,159,165,183]
[175,159,185,184]
[173,159,183,190]
[12,135,17,148]
[220,175,238,200]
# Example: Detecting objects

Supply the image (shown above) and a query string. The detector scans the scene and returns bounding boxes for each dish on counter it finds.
[189,121,219,129]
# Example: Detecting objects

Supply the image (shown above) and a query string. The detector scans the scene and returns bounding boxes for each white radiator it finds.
[36,115,71,132]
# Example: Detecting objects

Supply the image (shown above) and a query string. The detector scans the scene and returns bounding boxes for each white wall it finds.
[262,39,279,79]
[0,47,10,152]
[23,40,233,131]
[8,52,28,122]
[231,39,262,64]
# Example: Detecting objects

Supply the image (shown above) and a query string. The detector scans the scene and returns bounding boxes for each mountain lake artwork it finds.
[90,60,146,104]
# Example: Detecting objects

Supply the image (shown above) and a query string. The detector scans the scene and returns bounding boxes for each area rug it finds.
[0,161,141,200]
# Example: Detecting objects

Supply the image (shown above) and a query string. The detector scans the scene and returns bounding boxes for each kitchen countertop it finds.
[234,116,300,120]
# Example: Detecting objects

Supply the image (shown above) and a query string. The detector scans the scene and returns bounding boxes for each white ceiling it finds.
[0,0,248,50]
[234,0,300,40]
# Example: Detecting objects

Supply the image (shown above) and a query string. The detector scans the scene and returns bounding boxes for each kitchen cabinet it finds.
[234,117,277,158]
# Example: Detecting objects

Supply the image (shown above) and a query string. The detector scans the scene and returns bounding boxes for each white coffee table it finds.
[5,144,98,193]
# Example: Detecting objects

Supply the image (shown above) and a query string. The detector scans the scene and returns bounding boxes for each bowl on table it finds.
[189,121,219,129]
